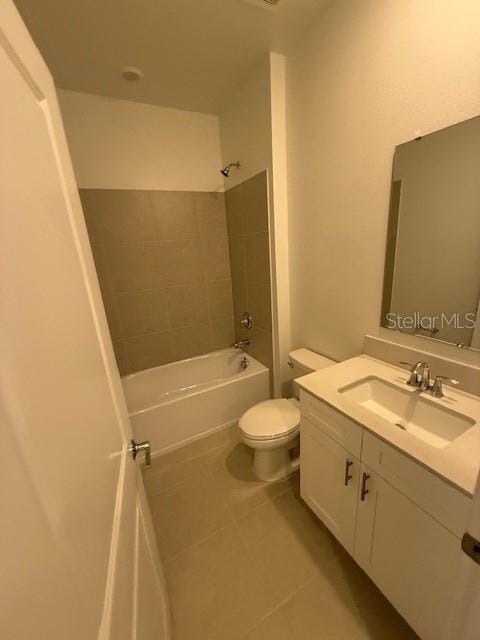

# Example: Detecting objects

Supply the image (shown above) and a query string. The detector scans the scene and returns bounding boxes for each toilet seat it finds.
[239,398,300,441]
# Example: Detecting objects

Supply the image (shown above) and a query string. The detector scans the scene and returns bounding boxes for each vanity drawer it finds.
[362,431,471,538]
[300,390,363,458]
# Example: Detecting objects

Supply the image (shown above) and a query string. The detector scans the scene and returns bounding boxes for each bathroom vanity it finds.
[298,355,480,640]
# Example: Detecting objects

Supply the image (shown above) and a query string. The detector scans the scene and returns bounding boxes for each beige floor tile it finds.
[144,453,211,497]
[150,472,233,560]
[281,574,368,640]
[206,442,294,519]
[321,549,382,611]
[166,525,274,640]
[154,425,240,470]
[355,589,419,640]
[281,562,418,640]
[241,609,294,640]
[147,429,417,640]
[236,489,343,606]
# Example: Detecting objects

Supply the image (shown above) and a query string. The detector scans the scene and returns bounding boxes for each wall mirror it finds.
[381,115,480,350]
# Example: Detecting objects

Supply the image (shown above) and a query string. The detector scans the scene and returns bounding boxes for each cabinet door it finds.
[301,417,360,554]
[355,465,461,640]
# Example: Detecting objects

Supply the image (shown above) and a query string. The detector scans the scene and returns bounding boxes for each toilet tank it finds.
[289,348,335,398]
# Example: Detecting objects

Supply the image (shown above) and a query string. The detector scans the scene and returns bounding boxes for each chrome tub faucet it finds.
[234,338,250,349]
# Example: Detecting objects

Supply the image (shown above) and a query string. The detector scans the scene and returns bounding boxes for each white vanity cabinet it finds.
[301,418,360,554]
[301,389,364,554]
[300,390,472,640]
[355,464,460,640]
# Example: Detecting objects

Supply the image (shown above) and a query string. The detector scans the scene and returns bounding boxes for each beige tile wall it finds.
[225,171,273,375]
[81,189,234,374]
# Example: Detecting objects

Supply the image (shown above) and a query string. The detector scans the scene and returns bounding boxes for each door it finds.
[355,465,460,640]
[0,1,169,639]
[300,417,359,553]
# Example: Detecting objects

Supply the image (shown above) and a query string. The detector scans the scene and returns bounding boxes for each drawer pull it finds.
[344,459,353,486]
[361,472,370,501]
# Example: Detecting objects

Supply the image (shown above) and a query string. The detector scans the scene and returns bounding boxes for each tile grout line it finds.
[162,521,235,567]
[237,572,318,640]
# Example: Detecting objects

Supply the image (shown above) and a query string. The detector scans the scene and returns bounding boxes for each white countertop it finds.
[297,355,480,497]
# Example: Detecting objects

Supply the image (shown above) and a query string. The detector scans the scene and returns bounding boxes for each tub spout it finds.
[234,338,250,349]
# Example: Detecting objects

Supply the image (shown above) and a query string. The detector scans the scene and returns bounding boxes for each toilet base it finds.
[251,437,300,482]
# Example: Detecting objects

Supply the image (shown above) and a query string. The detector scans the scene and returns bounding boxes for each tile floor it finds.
[143,426,419,640]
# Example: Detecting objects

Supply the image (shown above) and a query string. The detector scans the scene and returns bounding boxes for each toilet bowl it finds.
[239,398,301,482]
[238,348,335,482]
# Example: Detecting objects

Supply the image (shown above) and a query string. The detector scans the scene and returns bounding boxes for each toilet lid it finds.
[239,398,300,440]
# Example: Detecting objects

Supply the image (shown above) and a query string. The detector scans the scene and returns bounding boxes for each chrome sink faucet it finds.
[400,361,459,398]
[401,361,430,390]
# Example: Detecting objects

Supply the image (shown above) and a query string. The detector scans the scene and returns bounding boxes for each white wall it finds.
[269,53,292,396]
[58,90,223,191]
[218,58,273,188]
[286,0,480,362]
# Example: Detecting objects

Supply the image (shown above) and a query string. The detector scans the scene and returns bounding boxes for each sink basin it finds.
[339,376,475,449]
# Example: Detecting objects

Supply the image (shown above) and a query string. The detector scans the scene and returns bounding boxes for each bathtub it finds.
[121,348,270,456]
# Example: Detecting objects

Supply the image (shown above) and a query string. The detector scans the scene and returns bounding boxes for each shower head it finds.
[220,161,241,177]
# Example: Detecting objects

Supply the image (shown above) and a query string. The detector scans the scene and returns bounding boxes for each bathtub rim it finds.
[122,346,260,382]
[122,348,269,416]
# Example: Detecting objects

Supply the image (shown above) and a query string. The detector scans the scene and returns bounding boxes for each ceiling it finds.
[14,0,329,114]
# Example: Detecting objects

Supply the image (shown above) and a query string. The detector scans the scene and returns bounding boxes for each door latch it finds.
[129,439,151,468]
[462,532,480,565]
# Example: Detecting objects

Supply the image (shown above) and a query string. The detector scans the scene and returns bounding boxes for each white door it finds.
[355,465,460,640]
[0,1,170,639]
[300,418,359,553]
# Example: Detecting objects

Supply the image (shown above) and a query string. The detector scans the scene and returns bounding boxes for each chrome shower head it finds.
[220,161,241,177]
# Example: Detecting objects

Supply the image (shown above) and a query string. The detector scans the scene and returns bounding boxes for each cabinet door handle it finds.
[344,458,353,486]
[361,472,370,501]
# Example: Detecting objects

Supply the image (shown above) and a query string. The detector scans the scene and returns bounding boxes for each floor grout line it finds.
[158,481,294,565]
[238,573,318,640]
[162,521,236,566]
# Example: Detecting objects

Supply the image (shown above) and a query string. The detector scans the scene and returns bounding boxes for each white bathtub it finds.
[121,348,270,456]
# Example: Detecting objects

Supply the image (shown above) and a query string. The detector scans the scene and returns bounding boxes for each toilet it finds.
[239,348,335,482]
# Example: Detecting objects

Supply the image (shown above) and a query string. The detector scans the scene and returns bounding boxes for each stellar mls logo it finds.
[385,312,477,331]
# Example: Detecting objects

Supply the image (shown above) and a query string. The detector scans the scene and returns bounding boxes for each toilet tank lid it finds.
[289,348,335,372]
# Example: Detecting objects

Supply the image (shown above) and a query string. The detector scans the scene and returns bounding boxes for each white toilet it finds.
[239,348,335,481]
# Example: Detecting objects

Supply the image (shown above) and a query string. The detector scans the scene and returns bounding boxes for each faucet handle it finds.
[430,376,459,398]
